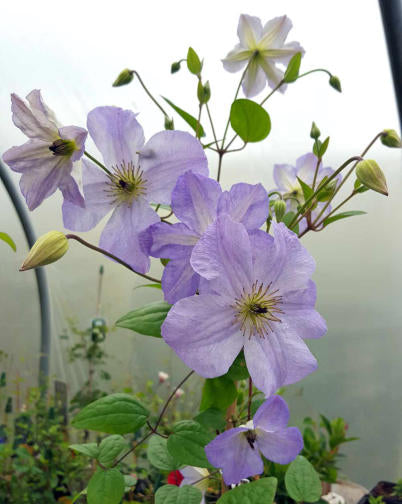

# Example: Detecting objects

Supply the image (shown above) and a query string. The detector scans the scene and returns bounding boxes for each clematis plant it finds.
[4,9,400,504]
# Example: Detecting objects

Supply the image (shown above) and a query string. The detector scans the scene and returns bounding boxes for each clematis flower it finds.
[179,467,209,504]
[205,395,303,485]
[162,215,326,397]
[3,90,87,211]
[273,153,340,232]
[222,14,303,97]
[147,171,268,303]
[62,106,208,273]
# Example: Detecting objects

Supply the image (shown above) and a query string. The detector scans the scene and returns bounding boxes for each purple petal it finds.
[217,182,269,229]
[273,163,297,192]
[205,427,263,485]
[149,222,199,259]
[99,198,159,273]
[162,294,243,377]
[59,125,87,162]
[172,172,221,234]
[62,159,111,231]
[253,396,289,432]
[295,153,319,186]
[26,89,58,127]
[256,427,303,465]
[191,215,253,298]
[87,106,145,168]
[161,258,200,304]
[3,139,51,173]
[10,92,58,141]
[140,131,208,205]
[59,175,84,208]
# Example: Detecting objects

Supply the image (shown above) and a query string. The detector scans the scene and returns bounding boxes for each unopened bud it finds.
[171,61,181,74]
[381,129,401,148]
[329,75,342,92]
[158,371,169,383]
[355,159,388,196]
[310,121,321,140]
[20,231,68,271]
[197,80,211,104]
[112,69,134,87]
[174,388,184,398]
[273,200,287,222]
[164,116,174,130]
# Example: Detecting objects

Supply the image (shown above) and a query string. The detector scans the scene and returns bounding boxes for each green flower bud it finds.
[381,129,401,148]
[329,75,342,92]
[355,159,388,196]
[197,80,211,104]
[164,116,174,130]
[273,199,287,222]
[20,231,69,271]
[316,179,337,202]
[310,121,321,140]
[112,69,134,87]
[171,61,181,73]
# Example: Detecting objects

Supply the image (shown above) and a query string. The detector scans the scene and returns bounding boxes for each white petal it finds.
[260,15,292,49]
[241,59,266,98]
[222,44,252,73]
[237,14,263,48]
[11,93,58,141]
[257,58,285,91]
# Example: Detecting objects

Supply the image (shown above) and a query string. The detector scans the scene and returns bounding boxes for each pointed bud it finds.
[174,388,184,398]
[381,129,401,148]
[355,159,388,196]
[20,231,69,271]
[273,200,287,222]
[310,121,321,140]
[112,69,134,87]
[197,80,211,104]
[158,371,169,383]
[329,75,342,92]
[171,61,181,73]
[164,116,174,130]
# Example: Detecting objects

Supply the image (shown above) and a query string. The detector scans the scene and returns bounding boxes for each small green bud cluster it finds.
[112,69,134,87]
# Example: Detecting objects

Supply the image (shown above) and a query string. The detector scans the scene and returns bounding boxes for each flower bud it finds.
[174,388,184,398]
[158,371,169,383]
[164,116,174,130]
[112,69,134,87]
[197,80,211,104]
[329,75,342,92]
[355,159,388,196]
[171,61,181,74]
[310,121,321,140]
[273,200,287,222]
[20,231,68,271]
[381,129,401,148]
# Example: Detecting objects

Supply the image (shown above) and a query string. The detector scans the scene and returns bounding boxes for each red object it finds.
[167,470,184,486]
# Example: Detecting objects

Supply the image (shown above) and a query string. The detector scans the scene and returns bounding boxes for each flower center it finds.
[105,161,147,205]
[244,430,257,450]
[234,281,283,339]
[49,138,77,157]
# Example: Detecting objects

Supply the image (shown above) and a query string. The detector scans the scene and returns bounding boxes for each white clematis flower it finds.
[222,14,304,97]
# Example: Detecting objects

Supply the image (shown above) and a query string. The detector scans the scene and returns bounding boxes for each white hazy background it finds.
[0,0,401,487]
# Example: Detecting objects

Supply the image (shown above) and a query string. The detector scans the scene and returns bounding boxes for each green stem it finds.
[84,151,112,176]
[205,103,219,148]
[133,70,169,118]
[196,103,203,139]
[216,151,224,183]
[297,68,332,80]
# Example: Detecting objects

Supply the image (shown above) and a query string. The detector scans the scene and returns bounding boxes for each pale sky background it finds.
[0,0,401,486]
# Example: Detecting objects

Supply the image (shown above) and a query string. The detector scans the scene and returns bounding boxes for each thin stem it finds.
[191,470,220,486]
[113,430,153,467]
[196,103,203,139]
[133,70,169,117]
[247,378,253,421]
[205,103,219,148]
[66,234,161,283]
[268,191,283,199]
[84,151,112,176]
[225,143,247,154]
[297,68,332,80]
[216,151,224,183]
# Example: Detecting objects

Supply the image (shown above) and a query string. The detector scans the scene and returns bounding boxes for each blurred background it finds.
[0,0,401,488]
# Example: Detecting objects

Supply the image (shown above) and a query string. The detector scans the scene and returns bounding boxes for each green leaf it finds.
[282,212,299,234]
[124,474,138,490]
[0,232,16,252]
[200,376,237,411]
[87,468,125,504]
[187,47,202,75]
[134,283,162,290]
[147,435,181,471]
[320,414,332,435]
[319,136,330,157]
[297,177,314,201]
[250,398,264,417]
[69,442,99,458]
[155,484,202,504]
[163,97,206,137]
[98,435,127,467]
[72,393,149,434]
[230,99,271,143]
[284,52,302,83]
[226,351,249,380]
[217,477,277,504]
[115,301,171,338]
[285,455,322,503]
[194,408,226,433]
[322,210,366,228]
[167,420,214,468]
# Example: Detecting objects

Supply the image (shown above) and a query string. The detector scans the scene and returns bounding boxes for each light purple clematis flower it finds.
[62,106,208,273]
[162,214,326,397]
[3,90,87,211]
[222,14,304,97]
[147,171,269,303]
[205,395,303,485]
[273,153,340,232]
